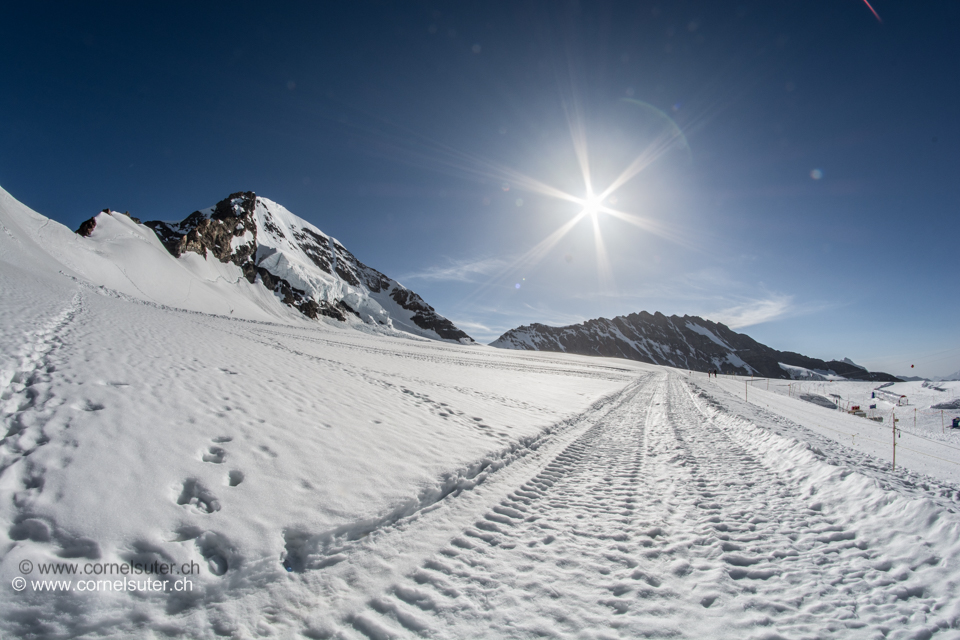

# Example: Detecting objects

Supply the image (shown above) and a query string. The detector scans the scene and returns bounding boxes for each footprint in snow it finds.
[74,400,105,412]
[202,447,226,464]
[177,479,220,513]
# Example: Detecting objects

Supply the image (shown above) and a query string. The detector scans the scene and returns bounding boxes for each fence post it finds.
[892,409,896,471]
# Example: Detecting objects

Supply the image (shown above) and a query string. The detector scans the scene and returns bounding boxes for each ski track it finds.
[323,372,957,640]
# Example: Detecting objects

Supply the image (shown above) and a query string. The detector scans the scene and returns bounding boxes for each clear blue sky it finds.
[2,1,958,377]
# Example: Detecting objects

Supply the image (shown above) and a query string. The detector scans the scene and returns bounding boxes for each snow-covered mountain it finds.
[840,357,866,370]
[491,311,900,381]
[72,191,471,342]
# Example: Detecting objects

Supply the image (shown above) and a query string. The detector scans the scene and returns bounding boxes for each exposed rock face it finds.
[146,193,258,266]
[492,311,900,381]
[389,288,468,341]
[76,217,96,237]
[142,192,471,342]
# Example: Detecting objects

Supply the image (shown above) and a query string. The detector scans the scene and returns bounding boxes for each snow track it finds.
[339,376,657,639]
[329,372,960,639]
[1,293,82,469]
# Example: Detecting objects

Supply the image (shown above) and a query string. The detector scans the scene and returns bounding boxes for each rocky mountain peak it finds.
[78,192,472,343]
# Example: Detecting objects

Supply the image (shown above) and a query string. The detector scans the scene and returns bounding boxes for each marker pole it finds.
[892,409,896,471]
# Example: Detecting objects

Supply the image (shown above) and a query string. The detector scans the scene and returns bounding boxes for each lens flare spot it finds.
[810,169,823,180]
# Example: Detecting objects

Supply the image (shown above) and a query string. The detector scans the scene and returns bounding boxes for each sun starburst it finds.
[452,113,690,299]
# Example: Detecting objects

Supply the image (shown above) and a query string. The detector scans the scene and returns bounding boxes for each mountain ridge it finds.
[491,311,900,381]
[75,191,472,343]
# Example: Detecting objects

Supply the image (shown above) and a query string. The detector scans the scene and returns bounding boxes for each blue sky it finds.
[2,1,958,377]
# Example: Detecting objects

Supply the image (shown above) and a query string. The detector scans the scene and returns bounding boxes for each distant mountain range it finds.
[491,311,901,381]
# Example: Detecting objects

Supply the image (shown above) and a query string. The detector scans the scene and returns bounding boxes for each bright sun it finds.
[583,192,603,217]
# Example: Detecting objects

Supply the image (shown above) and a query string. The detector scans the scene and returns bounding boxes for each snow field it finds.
[0,269,642,638]
[705,374,960,485]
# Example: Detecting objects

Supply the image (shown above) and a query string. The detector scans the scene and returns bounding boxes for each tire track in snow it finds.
[691,376,960,511]
[325,372,959,639]
[339,374,663,639]
[652,374,952,638]
[278,378,648,575]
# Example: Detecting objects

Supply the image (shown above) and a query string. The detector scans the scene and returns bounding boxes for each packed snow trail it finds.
[329,372,960,639]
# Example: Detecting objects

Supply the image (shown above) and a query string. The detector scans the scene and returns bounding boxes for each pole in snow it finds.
[892,409,896,471]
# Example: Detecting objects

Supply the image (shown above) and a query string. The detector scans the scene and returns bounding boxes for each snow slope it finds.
[4,186,960,638]
[0,187,305,327]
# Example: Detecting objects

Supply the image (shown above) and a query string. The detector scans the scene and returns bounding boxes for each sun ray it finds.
[503,210,590,276]
[371,133,586,205]
[318,105,587,205]
[562,98,593,197]
[598,129,687,200]
[591,214,615,294]
[599,206,697,250]
[454,209,592,304]
[328,87,706,308]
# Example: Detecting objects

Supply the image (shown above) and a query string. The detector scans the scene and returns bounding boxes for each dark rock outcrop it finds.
[76,217,97,237]
[390,288,468,341]
[145,192,258,277]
